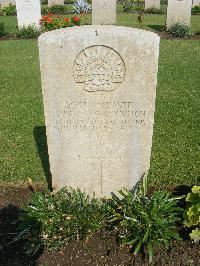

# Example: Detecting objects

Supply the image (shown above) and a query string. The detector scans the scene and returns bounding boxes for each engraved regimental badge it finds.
[74,45,126,92]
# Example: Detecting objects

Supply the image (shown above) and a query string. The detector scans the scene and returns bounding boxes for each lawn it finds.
[0,37,200,188]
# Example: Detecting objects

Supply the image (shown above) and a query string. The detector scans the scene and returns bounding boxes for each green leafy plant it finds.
[120,0,134,12]
[145,7,161,14]
[1,4,16,16]
[41,6,49,15]
[65,0,75,3]
[192,5,200,15]
[48,4,68,15]
[41,0,48,4]
[0,22,6,37]
[16,188,108,254]
[184,186,200,243]
[109,187,183,263]
[168,22,192,38]
[16,26,41,39]
[40,14,81,31]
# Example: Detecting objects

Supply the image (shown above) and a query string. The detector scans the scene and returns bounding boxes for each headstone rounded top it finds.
[38,26,160,44]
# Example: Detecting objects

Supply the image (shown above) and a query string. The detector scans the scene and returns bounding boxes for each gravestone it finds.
[166,0,192,29]
[16,0,41,28]
[39,26,160,197]
[0,0,15,9]
[92,0,116,25]
[48,0,64,7]
[192,0,200,5]
[145,0,160,10]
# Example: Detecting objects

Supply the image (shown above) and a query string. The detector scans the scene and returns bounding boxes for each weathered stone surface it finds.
[38,26,160,197]
[166,0,192,28]
[0,0,15,8]
[145,0,160,10]
[92,0,116,25]
[16,0,41,28]
[48,0,64,7]
[192,0,200,5]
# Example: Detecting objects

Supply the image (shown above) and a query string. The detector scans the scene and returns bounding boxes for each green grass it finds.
[0,39,200,187]
[0,40,45,182]
[149,40,200,188]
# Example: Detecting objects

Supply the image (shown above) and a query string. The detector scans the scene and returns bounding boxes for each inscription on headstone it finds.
[39,26,160,197]
[166,0,192,28]
[16,0,41,28]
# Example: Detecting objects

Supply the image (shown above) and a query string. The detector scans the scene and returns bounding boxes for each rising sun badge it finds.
[74,45,126,92]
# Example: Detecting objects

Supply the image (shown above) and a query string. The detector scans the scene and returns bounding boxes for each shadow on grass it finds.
[34,126,52,190]
[147,24,166,32]
[0,204,43,266]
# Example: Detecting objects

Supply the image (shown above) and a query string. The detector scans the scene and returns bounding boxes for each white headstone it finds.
[16,0,41,28]
[92,0,116,25]
[48,0,64,7]
[39,26,160,197]
[166,0,192,29]
[0,0,15,9]
[145,0,160,9]
[192,0,200,5]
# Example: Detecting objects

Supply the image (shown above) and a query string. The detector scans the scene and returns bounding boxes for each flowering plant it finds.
[73,0,91,14]
[40,14,81,32]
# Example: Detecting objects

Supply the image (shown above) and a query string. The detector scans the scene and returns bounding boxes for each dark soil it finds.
[0,185,199,266]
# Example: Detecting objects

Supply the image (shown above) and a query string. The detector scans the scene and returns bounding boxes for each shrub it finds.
[145,7,161,14]
[41,0,48,4]
[65,0,75,3]
[120,0,134,12]
[192,5,200,15]
[184,186,200,243]
[0,22,6,37]
[41,6,49,15]
[40,14,81,31]
[16,188,108,253]
[109,188,183,263]
[73,0,91,14]
[48,4,68,15]
[1,4,16,16]
[16,26,41,39]
[168,22,192,38]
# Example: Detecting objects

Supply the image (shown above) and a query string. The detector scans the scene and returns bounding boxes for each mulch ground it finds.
[0,184,199,266]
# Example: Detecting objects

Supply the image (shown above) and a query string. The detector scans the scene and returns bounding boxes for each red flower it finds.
[73,16,80,22]
[48,13,54,17]
[64,17,70,23]
[46,17,53,24]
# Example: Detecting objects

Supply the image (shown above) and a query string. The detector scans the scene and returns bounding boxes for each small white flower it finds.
[74,0,91,14]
